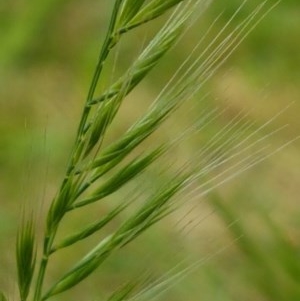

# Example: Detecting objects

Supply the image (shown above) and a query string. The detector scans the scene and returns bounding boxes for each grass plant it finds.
[1,1,297,301]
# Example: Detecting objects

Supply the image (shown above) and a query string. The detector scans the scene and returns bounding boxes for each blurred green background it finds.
[1,1,300,300]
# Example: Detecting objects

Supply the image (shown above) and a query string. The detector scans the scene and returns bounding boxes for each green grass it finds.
[0,1,300,301]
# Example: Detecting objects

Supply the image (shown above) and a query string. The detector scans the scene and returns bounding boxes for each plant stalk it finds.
[74,0,124,153]
[32,2,125,300]
[33,233,51,301]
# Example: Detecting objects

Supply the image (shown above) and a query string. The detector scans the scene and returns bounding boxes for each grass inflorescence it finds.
[1,0,298,301]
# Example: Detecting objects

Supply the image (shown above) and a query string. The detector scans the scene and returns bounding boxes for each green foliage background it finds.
[0,1,300,300]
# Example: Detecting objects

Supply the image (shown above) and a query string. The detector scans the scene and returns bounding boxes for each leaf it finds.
[16,214,36,301]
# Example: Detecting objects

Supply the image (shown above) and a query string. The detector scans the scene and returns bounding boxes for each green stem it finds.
[33,256,48,301]
[75,0,123,144]
[32,2,125,300]
[59,0,124,194]
[33,232,52,301]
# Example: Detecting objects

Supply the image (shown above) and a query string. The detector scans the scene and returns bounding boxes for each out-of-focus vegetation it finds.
[0,1,299,300]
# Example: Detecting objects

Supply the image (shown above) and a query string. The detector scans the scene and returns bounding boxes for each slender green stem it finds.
[33,233,52,301]
[75,0,123,144]
[32,2,125,300]
[61,0,124,191]
[59,0,125,211]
